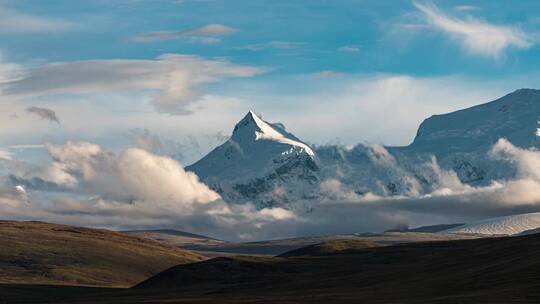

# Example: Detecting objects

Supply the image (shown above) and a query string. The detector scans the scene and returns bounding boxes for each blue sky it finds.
[2,0,540,163]
[3,0,539,75]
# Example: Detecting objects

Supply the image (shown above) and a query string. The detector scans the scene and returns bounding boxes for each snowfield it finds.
[445,212,540,235]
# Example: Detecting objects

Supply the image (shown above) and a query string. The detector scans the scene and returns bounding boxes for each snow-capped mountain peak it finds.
[231,110,266,136]
[231,110,315,156]
[187,111,319,206]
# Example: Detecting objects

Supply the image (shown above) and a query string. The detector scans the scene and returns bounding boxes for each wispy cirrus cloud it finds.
[2,54,265,115]
[0,5,77,34]
[311,71,344,78]
[413,1,533,58]
[338,46,360,52]
[237,41,306,51]
[130,24,236,43]
[454,5,480,12]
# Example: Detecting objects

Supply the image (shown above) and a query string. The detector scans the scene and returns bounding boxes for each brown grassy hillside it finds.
[0,220,205,287]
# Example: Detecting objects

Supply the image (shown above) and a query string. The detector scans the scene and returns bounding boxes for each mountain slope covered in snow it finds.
[402,88,540,184]
[187,111,319,206]
[445,212,540,235]
[409,88,540,154]
[188,89,540,208]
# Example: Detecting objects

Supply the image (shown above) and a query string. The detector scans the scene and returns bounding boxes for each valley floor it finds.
[2,233,540,304]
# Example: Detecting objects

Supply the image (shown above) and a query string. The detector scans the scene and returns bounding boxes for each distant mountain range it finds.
[187,89,540,208]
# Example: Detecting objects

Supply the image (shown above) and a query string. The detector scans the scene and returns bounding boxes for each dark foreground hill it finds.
[3,232,540,303]
[0,221,204,287]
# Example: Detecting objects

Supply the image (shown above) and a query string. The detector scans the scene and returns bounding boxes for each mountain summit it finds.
[187,111,318,207]
[231,111,315,156]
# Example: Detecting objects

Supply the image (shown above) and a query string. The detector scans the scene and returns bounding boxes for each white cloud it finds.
[311,70,344,78]
[237,41,306,51]
[3,141,301,240]
[413,1,533,58]
[0,6,76,34]
[320,178,363,202]
[2,54,265,115]
[0,149,13,161]
[130,24,236,43]
[22,142,221,207]
[0,53,21,85]
[454,5,480,12]
[4,139,540,240]
[395,23,430,31]
[490,138,540,182]
[338,46,360,52]
[308,140,540,233]
[258,207,296,220]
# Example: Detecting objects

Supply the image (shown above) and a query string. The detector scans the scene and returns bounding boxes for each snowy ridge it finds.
[445,212,540,235]
[246,111,315,156]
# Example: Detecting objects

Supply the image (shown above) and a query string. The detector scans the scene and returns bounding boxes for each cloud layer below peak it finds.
[4,138,540,241]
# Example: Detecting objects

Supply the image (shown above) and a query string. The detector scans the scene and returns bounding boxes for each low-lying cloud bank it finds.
[2,142,296,240]
[3,138,540,241]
